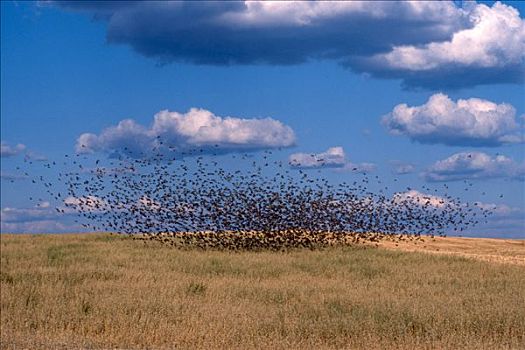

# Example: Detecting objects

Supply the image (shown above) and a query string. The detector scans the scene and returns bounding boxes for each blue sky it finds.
[1,1,524,237]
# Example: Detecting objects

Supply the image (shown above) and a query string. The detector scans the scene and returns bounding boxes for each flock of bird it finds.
[18,143,493,250]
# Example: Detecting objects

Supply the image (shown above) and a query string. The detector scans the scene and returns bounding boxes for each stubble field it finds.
[1,233,524,349]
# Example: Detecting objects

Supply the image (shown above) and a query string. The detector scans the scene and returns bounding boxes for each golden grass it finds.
[373,235,525,266]
[1,233,524,349]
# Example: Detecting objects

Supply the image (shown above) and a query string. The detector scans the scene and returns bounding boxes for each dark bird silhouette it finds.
[14,138,493,250]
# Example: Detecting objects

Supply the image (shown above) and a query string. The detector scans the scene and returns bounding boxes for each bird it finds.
[13,136,493,250]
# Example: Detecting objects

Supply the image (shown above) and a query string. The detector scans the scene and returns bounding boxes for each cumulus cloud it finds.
[390,161,416,175]
[289,147,346,169]
[382,93,523,147]
[389,190,524,237]
[355,2,525,88]
[0,199,94,233]
[392,190,448,208]
[50,1,524,88]
[51,1,464,62]
[24,151,48,162]
[423,152,525,182]
[1,205,63,223]
[64,195,109,213]
[474,202,521,216]
[76,107,296,157]
[289,146,375,173]
[462,202,525,238]
[337,162,377,174]
[0,220,74,234]
[0,205,67,233]
[1,141,26,157]
[1,141,47,161]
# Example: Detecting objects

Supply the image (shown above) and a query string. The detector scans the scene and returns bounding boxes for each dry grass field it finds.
[373,235,525,266]
[1,233,524,349]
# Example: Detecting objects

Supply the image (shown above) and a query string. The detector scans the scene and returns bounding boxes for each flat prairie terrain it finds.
[1,233,524,349]
[373,235,525,266]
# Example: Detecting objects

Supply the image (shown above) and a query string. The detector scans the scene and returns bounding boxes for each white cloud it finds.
[53,1,524,88]
[374,2,524,71]
[219,1,462,27]
[462,202,525,238]
[288,146,375,172]
[389,190,525,237]
[0,199,95,233]
[423,152,525,182]
[390,161,416,175]
[382,93,523,147]
[392,190,448,208]
[353,2,525,88]
[1,141,47,161]
[289,146,346,169]
[337,162,377,174]
[64,195,108,213]
[1,205,63,223]
[0,220,74,234]
[36,201,51,209]
[24,151,48,162]
[76,108,296,157]
[1,141,26,157]
[474,202,520,216]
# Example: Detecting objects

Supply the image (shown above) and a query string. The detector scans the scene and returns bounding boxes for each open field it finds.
[1,233,524,349]
[373,235,525,266]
